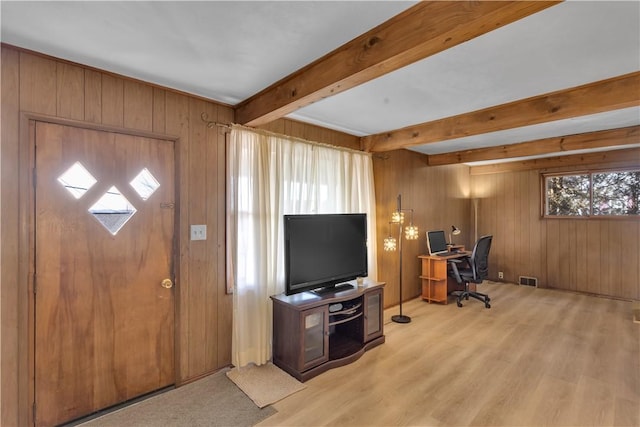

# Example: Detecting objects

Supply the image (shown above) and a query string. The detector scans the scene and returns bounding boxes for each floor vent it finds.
[519,276,538,287]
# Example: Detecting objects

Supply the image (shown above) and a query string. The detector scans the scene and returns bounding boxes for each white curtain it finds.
[227,125,377,368]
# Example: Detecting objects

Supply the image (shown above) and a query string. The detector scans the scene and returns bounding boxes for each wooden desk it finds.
[418,248,474,304]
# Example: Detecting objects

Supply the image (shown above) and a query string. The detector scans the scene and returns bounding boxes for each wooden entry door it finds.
[34,122,175,426]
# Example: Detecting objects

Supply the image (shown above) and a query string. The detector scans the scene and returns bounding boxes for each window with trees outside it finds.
[544,169,640,218]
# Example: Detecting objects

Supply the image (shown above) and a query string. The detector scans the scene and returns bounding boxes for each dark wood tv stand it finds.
[270,280,385,382]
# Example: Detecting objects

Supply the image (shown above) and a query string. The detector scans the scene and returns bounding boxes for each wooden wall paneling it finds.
[19,52,57,115]
[513,172,526,278]
[398,156,422,301]
[373,150,471,307]
[101,74,124,127]
[545,219,560,288]
[493,173,506,279]
[503,170,517,281]
[373,152,402,307]
[555,219,569,291]
[599,221,611,297]
[470,176,479,242]
[609,221,625,299]
[471,174,488,270]
[527,167,634,299]
[258,118,360,150]
[1,45,21,427]
[216,106,233,368]
[522,171,538,280]
[410,155,433,299]
[186,98,210,376]
[485,173,499,278]
[567,220,578,292]
[152,88,166,134]
[123,80,153,131]
[430,166,446,226]
[3,46,238,421]
[466,160,634,299]
[529,171,545,285]
[257,119,286,135]
[164,91,191,383]
[487,173,500,280]
[575,220,588,293]
[454,165,472,249]
[630,221,640,300]
[84,69,102,124]
[471,174,483,242]
[198,99,220,374]
[585,221,601,295]
[18,51,61,426]
[56,62,84,120]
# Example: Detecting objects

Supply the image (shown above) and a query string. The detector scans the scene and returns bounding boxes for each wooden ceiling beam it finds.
[235,1,560,127]
[428,125,640,166]
[469,147,640,175]
[364,71,640,152]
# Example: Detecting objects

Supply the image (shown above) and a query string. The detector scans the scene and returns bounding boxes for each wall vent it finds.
[519,276,538,287]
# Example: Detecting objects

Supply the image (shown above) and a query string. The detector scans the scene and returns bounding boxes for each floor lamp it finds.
[383,194,418,324]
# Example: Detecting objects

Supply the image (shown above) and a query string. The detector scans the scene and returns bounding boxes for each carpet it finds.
[78,369,276,427]
[226,363,306,408]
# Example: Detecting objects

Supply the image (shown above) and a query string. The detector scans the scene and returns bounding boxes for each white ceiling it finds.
[2,1,639,165]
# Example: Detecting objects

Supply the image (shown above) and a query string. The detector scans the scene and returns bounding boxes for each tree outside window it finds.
[544,170,640,217]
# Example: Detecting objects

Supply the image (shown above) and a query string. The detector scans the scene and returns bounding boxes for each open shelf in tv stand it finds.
[270,280,385,382]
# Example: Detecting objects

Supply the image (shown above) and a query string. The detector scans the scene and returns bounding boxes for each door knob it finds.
[161,278,173,289]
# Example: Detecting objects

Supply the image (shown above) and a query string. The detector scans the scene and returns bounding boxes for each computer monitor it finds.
[426,230,448,255]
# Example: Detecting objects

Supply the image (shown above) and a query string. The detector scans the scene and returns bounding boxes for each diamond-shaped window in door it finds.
[57,161,97,199]
[89,186,137,235]
[130,168,160,200]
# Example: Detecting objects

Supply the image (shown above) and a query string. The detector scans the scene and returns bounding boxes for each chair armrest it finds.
[448,259,463,284]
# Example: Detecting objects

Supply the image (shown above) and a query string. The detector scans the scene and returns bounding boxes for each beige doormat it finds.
[226,362,306,408]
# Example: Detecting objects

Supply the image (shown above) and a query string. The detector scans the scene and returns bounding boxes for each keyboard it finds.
[436,251,459,257]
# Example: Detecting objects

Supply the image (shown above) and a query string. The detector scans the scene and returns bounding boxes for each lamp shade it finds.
[383,236,397,251]
[391,211,404,224]
[405,224,419,240]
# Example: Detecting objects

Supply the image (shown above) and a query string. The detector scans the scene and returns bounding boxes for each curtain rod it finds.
[201,112,371,156]
[201,112,231,129]
[230,122,371,157]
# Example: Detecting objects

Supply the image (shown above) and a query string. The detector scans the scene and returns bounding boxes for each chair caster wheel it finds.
[457,301,463,307]
[485,303,491,309]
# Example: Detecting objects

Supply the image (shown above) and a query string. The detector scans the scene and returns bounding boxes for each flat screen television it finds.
[426,230,448,255]
[284,213,368,295]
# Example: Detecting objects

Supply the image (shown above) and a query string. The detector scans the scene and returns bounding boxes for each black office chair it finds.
[448,235,493,308]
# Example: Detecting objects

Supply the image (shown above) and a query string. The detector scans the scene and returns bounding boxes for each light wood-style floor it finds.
[257,283,640,427]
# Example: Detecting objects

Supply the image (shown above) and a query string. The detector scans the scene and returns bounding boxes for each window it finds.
[544,169,640,217]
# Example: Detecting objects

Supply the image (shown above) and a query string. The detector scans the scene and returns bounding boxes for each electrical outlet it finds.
[190,224,207,241]
[498,271,504,279]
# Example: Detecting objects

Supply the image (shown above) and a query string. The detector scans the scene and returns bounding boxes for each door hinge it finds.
[32,168,37,187]
[32,402,36,421]
[33,274,37,294]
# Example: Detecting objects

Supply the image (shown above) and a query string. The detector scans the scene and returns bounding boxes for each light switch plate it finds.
[190,224,207,241]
